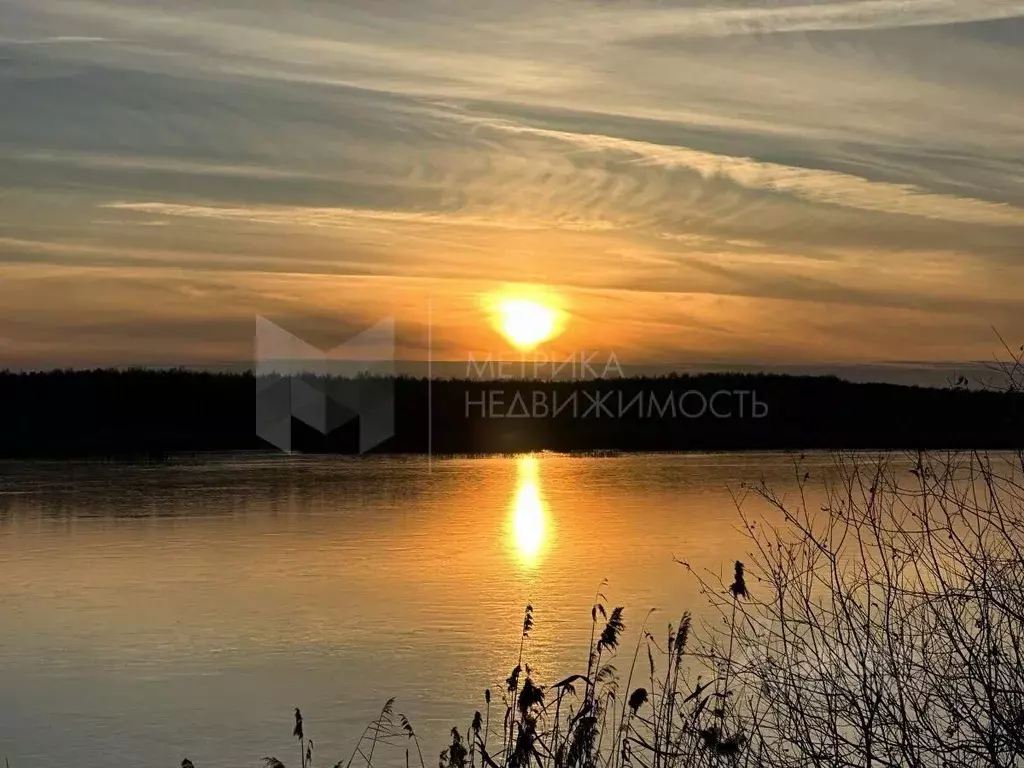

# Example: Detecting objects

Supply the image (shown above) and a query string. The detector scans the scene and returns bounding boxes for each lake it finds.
[0,452,838,768]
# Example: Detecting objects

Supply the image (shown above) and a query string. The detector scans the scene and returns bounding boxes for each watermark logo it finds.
[464,388,769,420]
[461,348,768,420]
[466,350,624,381]
[254,316,395,453]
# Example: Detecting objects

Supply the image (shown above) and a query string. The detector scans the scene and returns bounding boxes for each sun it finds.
[495,298,561,350]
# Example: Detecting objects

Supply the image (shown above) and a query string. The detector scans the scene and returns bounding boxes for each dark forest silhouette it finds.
[1,369,1021,458]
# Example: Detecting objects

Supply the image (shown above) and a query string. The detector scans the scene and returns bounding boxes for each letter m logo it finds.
[254,316,395,453]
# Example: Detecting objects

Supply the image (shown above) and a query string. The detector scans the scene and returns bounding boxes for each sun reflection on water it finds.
[510,456,549,567]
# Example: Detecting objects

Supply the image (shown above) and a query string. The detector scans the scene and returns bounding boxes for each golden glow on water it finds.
[0,453,843,768]
[510,456,549,567]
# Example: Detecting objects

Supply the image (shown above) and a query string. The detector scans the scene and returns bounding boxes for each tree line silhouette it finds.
[0,368,1021,458]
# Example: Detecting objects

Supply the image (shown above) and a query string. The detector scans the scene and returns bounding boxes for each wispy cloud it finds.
[0,36,115,45]
[5,149,333,181]
[548,0,1024,42]
[441,110,1024,227]
[102,202,618,232]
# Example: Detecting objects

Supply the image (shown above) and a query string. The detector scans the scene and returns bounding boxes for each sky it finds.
[1,0,1023,380]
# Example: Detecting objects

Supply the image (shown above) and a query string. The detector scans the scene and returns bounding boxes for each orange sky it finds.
[1,0,1023,375]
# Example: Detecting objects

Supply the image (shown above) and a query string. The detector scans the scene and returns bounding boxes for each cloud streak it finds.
[556,0,1024,42]
[441,111,1024,227]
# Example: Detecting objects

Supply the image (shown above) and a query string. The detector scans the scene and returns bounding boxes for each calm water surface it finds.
[0,452,835,768]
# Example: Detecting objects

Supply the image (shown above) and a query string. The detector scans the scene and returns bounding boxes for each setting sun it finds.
[495,298,561,350]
